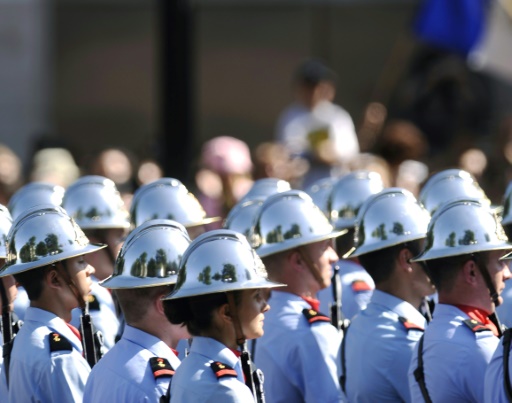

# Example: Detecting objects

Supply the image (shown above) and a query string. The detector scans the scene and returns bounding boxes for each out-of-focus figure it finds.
[253,142,308,189]
[30,148,80,188]
[276,59,360,188]
[195,136,254,227]
[374,119,429,197]
[90,148,136,208]
[0,145,23,206]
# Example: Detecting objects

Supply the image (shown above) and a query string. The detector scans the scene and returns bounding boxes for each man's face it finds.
[487,250,512,307]
[302,239,339,291]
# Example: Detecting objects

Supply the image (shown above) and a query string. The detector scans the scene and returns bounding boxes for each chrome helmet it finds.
[412,200,512,262]
[0,204,13,259]
[327,171,384,230]
[0,205,106,277]
[8,182,65,220]
[100,219,191,289]
[419,169,490,215]
[305,176,338,218]
[240,178,291,203]
[130,178,220,228]
[348,188,430,257]
[62,175,130,230]
[223,198,264,238]
[250,190,345,258]
[163,229,284,300]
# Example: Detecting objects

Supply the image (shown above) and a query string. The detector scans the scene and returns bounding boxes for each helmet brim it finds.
[0,243,107,277]
[162,278,285,300]
[100,274,178,289]
[411,242,512,262]
[255,229,347,258]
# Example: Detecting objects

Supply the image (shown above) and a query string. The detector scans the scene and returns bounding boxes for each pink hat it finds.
[201,136,253,175]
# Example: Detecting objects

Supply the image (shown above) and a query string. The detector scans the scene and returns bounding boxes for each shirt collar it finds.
[24,307,83,352]
[371,289,427,327]
[122,324,179,361]
[190,336,244,381]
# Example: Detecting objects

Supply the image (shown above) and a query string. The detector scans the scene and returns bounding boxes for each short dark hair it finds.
[358,240,423,285]
[14,265,53,301]
[424,252,488,292]
[163,291,241,336]
[114,285,173,324]
[294,59,338,88]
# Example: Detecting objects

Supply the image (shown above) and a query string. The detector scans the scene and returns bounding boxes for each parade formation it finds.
[2,53,512,403]
[1,164,512,403]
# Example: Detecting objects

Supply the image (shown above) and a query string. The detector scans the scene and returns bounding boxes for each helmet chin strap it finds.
[471,253,503,337]
[298,247,326,289]
[226,292,245,347]
[470,254,500,307]
[53,261,87,310]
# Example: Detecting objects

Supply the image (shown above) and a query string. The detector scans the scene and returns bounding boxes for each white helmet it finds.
[62,175,130,230]
[0,205,105,277]
[412,200,512,262]
[250,190,345,258]
[163,229,284,300]
[348,188,430,257]
[130,178,220,228]
[100,219,191,289]
[8,182,65,220]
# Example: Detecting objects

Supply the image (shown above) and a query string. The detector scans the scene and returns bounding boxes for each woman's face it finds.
[237,288,270,340]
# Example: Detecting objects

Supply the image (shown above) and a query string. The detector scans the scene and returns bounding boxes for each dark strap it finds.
[503,328,512,402]
[413,335,433,403]
[160,376,173,403]
[339,324,349,392]
[2,337,14,387]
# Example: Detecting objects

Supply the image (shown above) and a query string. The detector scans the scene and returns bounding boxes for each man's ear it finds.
[217,303,233,325]
[46,266,61,290]
[155,294,166,315]
[288,250,304,272]
[398,248,413,272]
[462,259,478,285]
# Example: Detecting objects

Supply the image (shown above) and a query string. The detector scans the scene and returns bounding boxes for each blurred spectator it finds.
[90,148,137,208]
[194,136,253,227]
[253,141,308,188]
[389,47,491,170]
[276,59,360,188]
[458,147,488,182]
[0,144,23,205]
[348,153,393,188]
[30,147,80,187]
[136,159,163,187]
[374,119,429,196]
[358,102,388,152]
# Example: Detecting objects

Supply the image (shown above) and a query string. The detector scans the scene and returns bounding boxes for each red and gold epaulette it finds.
[398,317,424,332]
[210,361,238,379]
[463,319,491,333]
[302,308,331,324]
[48,332,72,353]
[149,357,175,379]
[351,280,372,292]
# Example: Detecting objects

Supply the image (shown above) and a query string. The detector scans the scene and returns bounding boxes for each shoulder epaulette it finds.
[351,280,372,292]
[302,308,331,324]
[210,361,237,379]
[463,319,491,333]
[398,317,424,332]
[87,294,100,311]
[149,357,175,379]
[48,332,73,353]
